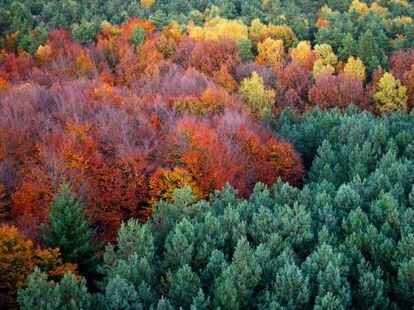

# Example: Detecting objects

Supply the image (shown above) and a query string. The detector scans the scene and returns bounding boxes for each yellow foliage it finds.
[35,44,53,61]
[374,72,408,114]
[173,98,204,116]
[319,5,333,19]
[313,44,337,78]
[149,167,202,204]
[239,71,276,119]
[267,25,298,48]
[349,0,389,16]
[344,57,366,81]
[370,3,388,15]
[75,53,93,75]
[349,0,370,16]
[189,17,248,42]
[393,16,413,24]
[248,19,268,46]
[313,59,335,78]
[249,20,297,49]
[256,38,285,67]
[392,0,410,8]
[141,0,155,9]
[290,41,313,64]
[314,43,337,66]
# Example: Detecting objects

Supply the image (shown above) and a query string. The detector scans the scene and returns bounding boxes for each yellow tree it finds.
[256,38,285,67]
[149,167,202,204]
[370,3,388,15]
[349,0,370,16]
[374,72,408,114]
[267,25,298,49]
[141,0,155,9]
[344,57,366,81]
[313,44,337,78]
[189,17,248,43]
[248,18,268,47]
[289,41,315,70]
[239,71,276,119]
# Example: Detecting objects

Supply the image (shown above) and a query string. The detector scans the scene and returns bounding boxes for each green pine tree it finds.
[41,183,101,277]
[18,268,90,310]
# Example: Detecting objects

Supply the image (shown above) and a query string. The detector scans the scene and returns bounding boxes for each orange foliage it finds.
[86,155,150,241]
[0,225,77,308]
[189,39,239,75]
[316,18,330,28]
[0,18,309,248]
[213,65,238,91]
[11,167,53,236]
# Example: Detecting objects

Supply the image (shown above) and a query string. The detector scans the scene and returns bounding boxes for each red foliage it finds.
[189,39,239,76]
[388,49,414,80]
[0,20,311,246]
[276,61,313,113]
[309,73,368,110]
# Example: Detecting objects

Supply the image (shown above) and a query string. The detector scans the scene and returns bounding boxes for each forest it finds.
[1,0,414,308]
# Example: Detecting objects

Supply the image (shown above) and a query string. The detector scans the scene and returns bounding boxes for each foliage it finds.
[40,183,101,277]
[343,57,366,81]
[20,106,414,308]
[374,72,408,114]
[1,1,414,307]
[0,225,77,308]
[239,71,276,119]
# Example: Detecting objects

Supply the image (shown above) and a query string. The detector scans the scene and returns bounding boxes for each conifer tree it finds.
[41,183,101,277]
[18,268,90,310]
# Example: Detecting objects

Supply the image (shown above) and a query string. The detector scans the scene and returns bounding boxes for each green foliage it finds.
[239,71,275,119]
[40,183,101,277]
[18,268,90,310]
[73,19,100,45]
[130,23,147,51]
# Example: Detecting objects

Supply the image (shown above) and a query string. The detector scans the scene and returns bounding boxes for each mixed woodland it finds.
[1,0,414,308]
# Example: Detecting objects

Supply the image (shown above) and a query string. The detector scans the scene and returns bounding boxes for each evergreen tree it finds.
[18,268,90,310]
[41,183,101,277]
[104,276,139,310]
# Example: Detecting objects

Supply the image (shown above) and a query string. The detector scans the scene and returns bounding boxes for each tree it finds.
[141,0,155,10]
[72,19,100,45]
[0,225,77,309]
[40,183,101,277]
[344,57,366,81]
[272,263,310,308]
[214,238,262,309]
[357,30,385,75]
[374,72,408,114]
[18,268,90,310]
[104,276,139,309]
[130,24,147,52]
[256,38,285,67]
[289,40,316,70]
[149,167,202,204]
[237,39,254,62]
[313,44,337,78]
[239,71,276,119]
[309,73,367,110]
[169,265,201,307]
[340,33,356,60]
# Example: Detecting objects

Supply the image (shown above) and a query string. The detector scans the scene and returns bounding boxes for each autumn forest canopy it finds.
[1,0,414,308]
